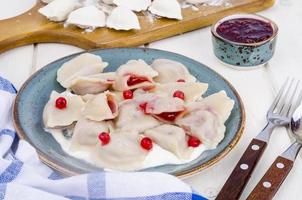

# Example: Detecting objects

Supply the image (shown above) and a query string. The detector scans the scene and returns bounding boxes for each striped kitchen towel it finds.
[0,76,207,200]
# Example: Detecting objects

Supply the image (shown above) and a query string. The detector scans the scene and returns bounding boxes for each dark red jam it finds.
[156,111,183,122]
[127,75,149,86]
[216,18,273,44]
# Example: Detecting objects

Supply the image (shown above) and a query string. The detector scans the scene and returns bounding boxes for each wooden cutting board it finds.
[0,0,274,53]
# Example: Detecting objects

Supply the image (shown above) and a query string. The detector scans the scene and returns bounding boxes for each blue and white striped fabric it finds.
[0,76,207,200]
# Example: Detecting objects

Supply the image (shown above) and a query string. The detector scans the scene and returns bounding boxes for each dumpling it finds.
[106,6,140,30]
[41,0,54,3]
[144,124,192,159]
[101,0,114,4]
[113,59,158,91]
[154,82,208,102]
[43,91,85,128]
[81,94,95,102]
[82,91,118,121]
[144,97,186,123]
[113,0,151,12]
[151,59,196,83]
[69,72,116,95]
[70,117,111,151]
[148,0,183,20]
[185,0,209,4]
[39,0,80,22]
[176,91,234,148]
[110,91,124,104]
[115,100,160,132]
[66,6,106,30]
[57,53,108,88]
[92,131,148,170]
[187,91,234,122]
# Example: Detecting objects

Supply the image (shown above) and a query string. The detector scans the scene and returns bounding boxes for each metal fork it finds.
[247,82,302,200]
[216,78,301,200]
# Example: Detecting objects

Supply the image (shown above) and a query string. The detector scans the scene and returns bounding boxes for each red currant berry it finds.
[98,132,110,146]
[141,137,153,150]
[123,90,133,99]
[188,136,201,147]
[55,97,67,109]
[173,90,185,100]
[177,79,185,82]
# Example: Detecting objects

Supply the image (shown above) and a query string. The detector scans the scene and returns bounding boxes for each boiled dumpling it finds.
[113,59,158,91]
[82,91,118,121]
[57,53,108,88]
[110,91,124,104]
[81,94,95,102]
[145,97,186,123]
[113,0,151,12]
[144,124,192,159]
[151,59,196,83]
[176,91,234,148]
[70,117,111,151]
[154,82,208,102]
[187,91,234,122]
[145,97,185,114]
[115,100,160,132]
[66,6,106,30]
[92,131,148,170]
[106,6,140,30]
[43,91,85,128]
[149,0,183,20]
[177,109,225,149]
[39,0,80,22]
[70,72,116,95]
[133,92,158,104]
[185,0,209,4]
[101,0,114,4]
[41,0,55,3]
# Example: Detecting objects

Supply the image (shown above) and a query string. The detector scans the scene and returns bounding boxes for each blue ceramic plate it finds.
[13,48,245,177]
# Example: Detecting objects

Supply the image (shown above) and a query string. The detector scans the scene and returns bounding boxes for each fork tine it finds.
[280,80,299,116]
[289,89,302,117]
[268,78,289,113]
[276,78,294,114]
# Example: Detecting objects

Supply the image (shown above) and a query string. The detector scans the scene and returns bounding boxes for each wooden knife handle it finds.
[247,156,293,200]
[216,139,267,200]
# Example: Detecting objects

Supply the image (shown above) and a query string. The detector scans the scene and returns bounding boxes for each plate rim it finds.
[13,47,246,178]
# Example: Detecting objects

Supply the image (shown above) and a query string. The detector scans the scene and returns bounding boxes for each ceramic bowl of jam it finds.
[211,13,278,68]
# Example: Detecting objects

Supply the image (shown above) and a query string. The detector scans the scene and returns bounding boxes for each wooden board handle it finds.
[216,138,267,200]
[247,156,293,200]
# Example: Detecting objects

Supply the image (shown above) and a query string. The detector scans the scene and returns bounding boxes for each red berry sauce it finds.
[139,102,148,114]
[141,137,153,150]
[127,75,150,86]
[173,90,185,100]
[216,18,273,44]
[188,136,201,147]
[98,132,110,145]
[123,90,133,99]
[55,97,67,109]
[177,79,185,83]
[107,99,116,113]
[156,111,183,122]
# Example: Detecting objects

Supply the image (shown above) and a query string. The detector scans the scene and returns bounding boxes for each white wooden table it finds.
[1,0,301,199]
